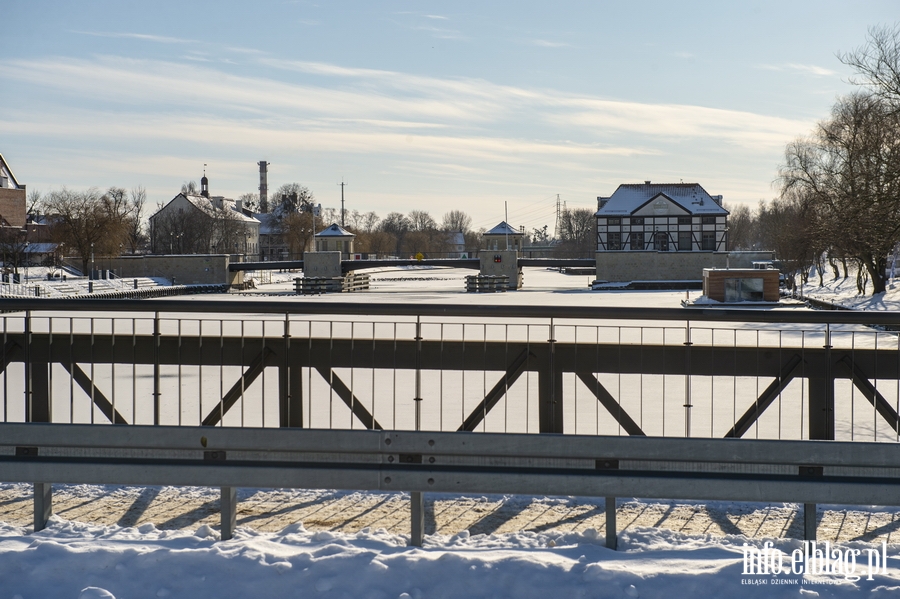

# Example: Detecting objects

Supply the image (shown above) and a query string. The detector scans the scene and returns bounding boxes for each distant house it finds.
[0,153,26,228]
[314,223,355,258]
[596,182,728,252]
[483,221,525,252]
[149,173,260,255]
[446,231,467,258]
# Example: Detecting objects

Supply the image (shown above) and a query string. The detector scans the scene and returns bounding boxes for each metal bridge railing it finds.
[2,298,900,442]
[3,298,900,544]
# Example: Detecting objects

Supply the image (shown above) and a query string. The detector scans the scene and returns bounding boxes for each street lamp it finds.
[90,242,95,280]
[23,241,29,283]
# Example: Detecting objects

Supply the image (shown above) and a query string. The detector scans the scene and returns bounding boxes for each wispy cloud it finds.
[424,15,448,20]
[532,39,570,48]
[756,63,837,77]
[1,54,814,206]
[72,31,196,44]
[414,25,466,40]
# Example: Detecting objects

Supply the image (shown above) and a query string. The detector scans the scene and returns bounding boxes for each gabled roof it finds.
[0,153,23,189]
[152,193,260,225]
[596,183,728,216]
[315,223,355,238]
[485,221,523,236]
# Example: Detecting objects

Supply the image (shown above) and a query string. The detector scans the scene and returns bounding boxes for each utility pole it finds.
[554,194,562,240]
[338,180,347,227]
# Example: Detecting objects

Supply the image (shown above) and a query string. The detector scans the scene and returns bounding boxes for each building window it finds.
[701,216,717,225]
[654,232,669,251]
[608,217,621,226]
[701,231,716,250]
[630,232,644,250]
[631,217,644,226]
[607,232,622,250]
[678,231,692,251]
[678,216,691,225]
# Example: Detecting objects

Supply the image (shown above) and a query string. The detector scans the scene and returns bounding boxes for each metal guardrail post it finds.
[804,503,817,541]
[605,497,617,550]
[410,491,424,547]
[34,482,52,533]
[221,486,236,540]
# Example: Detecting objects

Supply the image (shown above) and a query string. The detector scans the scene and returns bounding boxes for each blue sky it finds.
[2,1,897,232]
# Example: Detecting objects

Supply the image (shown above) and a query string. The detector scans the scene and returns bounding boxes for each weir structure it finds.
[3,298,900,546]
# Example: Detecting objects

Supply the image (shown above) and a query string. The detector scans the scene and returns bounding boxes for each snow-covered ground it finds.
[5,266,900,597]
[3,513,900,598]
[795,269,900,312]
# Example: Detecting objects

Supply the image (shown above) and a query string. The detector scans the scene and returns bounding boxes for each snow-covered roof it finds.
[596,183,728,216]
[176,194,260,225]
[316,223,355,238]
[24,242,58,254]
[0,153,23,189]
[485,221,523,236]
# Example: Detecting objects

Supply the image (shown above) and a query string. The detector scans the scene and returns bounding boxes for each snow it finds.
[3,515,900,598]
[796,271,900,312]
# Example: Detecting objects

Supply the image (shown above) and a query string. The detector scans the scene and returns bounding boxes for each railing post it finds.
[414,316,423,431]
[539,319,563,433]
[605,497,617,550]
[410,316,424,546]
[684,319,692,438]
[153,311,161,425]
[221,486,236,541]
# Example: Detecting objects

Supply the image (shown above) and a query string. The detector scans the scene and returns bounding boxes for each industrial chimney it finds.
[258,161,269,213]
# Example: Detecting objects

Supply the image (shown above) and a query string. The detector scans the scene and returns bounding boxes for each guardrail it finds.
[4,423,900,544]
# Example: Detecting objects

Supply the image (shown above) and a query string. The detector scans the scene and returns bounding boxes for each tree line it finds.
[728,26,900,295]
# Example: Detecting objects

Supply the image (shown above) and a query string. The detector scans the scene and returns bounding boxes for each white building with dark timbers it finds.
[596,181,728,252]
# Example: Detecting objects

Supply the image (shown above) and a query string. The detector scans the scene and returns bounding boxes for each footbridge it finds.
[4,298,900,546]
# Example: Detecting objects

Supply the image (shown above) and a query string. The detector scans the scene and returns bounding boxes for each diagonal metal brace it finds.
[59,362,129,424]
[838,355,900,433]
[459,348,533,432]
[315,366,383,430]
[575,372,645,436]
[725,354,802,438]
[203,347,275,427]
[0,340,20,375]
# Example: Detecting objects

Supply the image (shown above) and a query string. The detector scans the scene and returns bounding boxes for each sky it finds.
[2,1,898,233]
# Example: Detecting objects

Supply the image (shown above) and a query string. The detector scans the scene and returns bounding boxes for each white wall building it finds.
[596,182,728,252]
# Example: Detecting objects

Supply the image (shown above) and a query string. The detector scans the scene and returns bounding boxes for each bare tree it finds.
[0,227,27,274]
[779,92,900,294]
[361,211,380,233]
[181,181,198,195]
[724,202,756,250]
[441,210,472,233]
[45,187,130,275]
[125,186,147,253]
[238,192,258,212]
[26,189,42,216]
[840,24,900,106]
[553,207,595,258]
[408,210,437,232]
